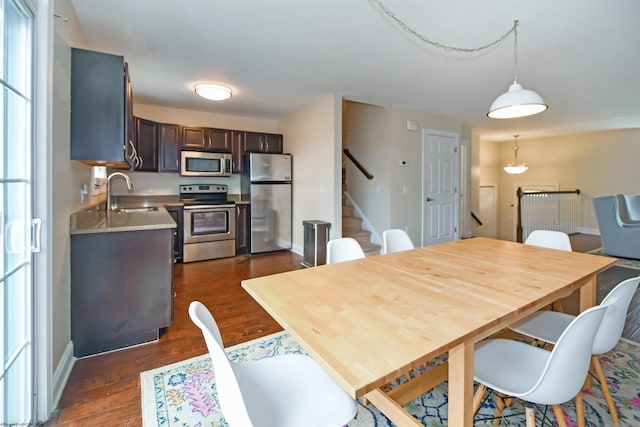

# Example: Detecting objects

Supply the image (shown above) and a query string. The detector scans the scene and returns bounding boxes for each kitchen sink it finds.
[113,206,159,213]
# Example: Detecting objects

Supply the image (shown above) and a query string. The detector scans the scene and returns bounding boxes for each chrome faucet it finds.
[106,172,134,211]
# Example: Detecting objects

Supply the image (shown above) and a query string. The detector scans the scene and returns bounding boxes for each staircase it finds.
[342,197,381,256]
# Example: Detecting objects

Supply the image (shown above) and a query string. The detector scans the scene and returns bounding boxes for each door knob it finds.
[426,197,435,202]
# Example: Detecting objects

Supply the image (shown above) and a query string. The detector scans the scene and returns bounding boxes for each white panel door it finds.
[422,130,460,246]
[1,0,35,423]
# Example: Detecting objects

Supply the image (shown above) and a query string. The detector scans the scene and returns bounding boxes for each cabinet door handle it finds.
[265,141,269,152]
[127,140,135,159]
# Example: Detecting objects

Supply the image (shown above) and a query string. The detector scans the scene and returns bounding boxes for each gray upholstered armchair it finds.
[593,195,640,259]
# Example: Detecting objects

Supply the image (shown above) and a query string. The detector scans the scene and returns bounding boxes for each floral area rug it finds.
[141,331,640,426]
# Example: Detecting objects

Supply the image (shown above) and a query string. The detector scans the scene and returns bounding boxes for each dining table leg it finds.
[579,274,597,312]
[447,340,474,427]
[579,273,597,389]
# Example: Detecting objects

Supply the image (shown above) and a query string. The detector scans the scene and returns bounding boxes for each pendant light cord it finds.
[513,20,519,83]
[372,0,518,54]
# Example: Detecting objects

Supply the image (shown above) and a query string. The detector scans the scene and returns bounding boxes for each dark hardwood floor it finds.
[568,232,601,253]
[48,234,608,426]
[49,251,303,426]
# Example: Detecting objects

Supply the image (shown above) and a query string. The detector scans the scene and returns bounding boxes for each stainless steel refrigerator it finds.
[242,153,292,254]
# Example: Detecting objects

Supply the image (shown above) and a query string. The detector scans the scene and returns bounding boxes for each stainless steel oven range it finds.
[180,184,236,263]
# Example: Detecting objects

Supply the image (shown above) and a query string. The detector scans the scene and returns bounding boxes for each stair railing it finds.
[471,211,483,226]
[343,149,373,180]
[516,187,581,242]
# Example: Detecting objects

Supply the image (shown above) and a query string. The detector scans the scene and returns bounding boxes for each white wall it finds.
[345,101,468,246]
[475,128,640,241]
[344,101,390,239]
[51,0,92,384]
[278,95,342,254]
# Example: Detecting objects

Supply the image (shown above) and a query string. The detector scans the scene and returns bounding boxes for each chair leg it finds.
[552,404,568,427]
[493,393,506,426]
[592,355,620,424]
[575,391,586,427]
[525,406,536,427]
[472,384,486,415]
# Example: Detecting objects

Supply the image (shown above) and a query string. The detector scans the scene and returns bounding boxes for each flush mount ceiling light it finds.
[194,83,232,101]
[488,20,548,119]
[504,134,528,174]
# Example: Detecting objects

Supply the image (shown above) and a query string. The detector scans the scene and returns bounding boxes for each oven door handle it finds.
[183,204,235,211]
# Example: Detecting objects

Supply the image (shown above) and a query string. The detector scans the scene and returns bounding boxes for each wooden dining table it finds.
[241,237,616,426]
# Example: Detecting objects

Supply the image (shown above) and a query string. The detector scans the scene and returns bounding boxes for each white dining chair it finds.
[326,237,365,264]
[382,229,414,254]
[525,230,572,312]
[524,230,572,251]
[188,301,357,427]
[473,304,609,427]
[509,276,640,425]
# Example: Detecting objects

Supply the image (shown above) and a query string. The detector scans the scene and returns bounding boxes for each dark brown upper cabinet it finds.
[158,124,181,173]
[135,118,159,172]
[71,48,138,169]
[243,132,283,154]
[135,118,180,173]
[181,127,232,152]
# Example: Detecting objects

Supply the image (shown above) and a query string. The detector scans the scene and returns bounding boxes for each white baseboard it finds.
[290,243,303,256]
[52,341,75,411]
[578,227,600,235]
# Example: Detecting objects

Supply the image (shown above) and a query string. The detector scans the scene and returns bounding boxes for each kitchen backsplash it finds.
[109,172,242,196]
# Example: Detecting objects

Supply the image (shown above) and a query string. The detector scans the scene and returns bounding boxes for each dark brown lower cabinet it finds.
[165,205,183,262]
[71,228,173,357]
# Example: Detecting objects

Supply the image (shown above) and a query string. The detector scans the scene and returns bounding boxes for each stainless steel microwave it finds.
[180,151,232,177]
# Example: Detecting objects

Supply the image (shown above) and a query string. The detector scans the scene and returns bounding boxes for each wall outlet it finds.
[90,166,107,195]
[80,184,89,203]
[406,120,418,131]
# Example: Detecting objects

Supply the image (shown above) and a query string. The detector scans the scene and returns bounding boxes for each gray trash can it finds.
[302,220,331,267]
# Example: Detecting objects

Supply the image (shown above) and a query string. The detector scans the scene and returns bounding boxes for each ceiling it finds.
[64,0,640,142]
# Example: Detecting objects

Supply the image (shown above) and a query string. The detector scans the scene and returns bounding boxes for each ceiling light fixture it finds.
[488,20,548,119]
[371,2,548,120]
[194,83,232,101]
[504,134,528,174]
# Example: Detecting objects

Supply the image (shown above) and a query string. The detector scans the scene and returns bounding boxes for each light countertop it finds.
[70,206,176,235]
[70,194,249,234]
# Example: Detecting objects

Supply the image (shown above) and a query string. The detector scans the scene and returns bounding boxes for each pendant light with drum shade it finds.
[504,134,528,174]
[488,21,548,119]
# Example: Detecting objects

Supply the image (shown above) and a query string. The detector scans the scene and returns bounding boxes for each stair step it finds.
[341,191,379,256]
[343,229,372,240]
[364,248,381,257]
[342,216,362,228]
